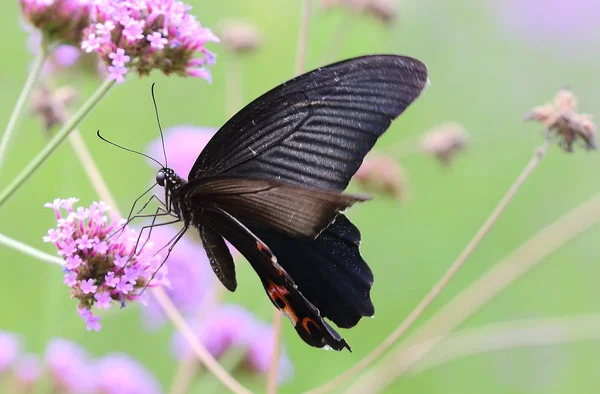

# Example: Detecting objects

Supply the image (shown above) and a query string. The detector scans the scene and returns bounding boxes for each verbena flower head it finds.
[45,338,96,393]
[147,125,216,178]
[320,0,397,24]
[142,226,213,328]
[94,353,162,394]
[525,88,597,152]
[44,199,168,331]
[31,84,79,133]
[172,305,293,381]
[20,0,92,45]
[81,0,218,83]
[0,330,21,374]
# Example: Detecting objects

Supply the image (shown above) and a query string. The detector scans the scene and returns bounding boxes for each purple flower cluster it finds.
[43,198,169,331]
[20,0,92,45]
[81,0,218,83]
[172,305,294,382]
[0,334,161,393]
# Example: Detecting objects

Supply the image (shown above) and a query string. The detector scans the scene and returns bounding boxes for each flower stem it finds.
[309,137,554,394]
[0,46,48,175]
[0,78,115,207]
[0,233,64,267]
[268,2,312,393]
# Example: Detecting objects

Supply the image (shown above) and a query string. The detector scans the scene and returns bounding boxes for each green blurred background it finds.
[1,0,600,392]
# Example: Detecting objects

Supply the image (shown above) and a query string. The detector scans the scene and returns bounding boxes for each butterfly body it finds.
[152,55,429,351]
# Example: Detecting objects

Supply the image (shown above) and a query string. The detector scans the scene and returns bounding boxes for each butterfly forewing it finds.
[188,55,428,191]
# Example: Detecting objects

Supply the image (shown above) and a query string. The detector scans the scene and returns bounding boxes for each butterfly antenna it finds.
[96,130,165,168]
[150,83,168,168]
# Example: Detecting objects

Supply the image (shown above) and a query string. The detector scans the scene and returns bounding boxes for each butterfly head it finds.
[156,167,185,190]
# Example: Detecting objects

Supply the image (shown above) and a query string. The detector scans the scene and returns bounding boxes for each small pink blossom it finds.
[94,292,112,309]
[108,48,131,67]
[147,32,168,50]
[80,279,98,294]
[65,255,82,269]
[107,65,127,83]
[81,33,101,53]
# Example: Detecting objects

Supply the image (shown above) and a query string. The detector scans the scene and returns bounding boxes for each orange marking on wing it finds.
[301,317,316,334]
[256,240,265,251]
[267,281,298,324]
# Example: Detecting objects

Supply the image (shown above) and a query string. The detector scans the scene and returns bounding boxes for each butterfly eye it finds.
[156,170,166,186]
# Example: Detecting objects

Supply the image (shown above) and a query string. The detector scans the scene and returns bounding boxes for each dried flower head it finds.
[43,199,169,331]
[421,122,469,165]
[20,0,91,45]
[319,0,397,24]
[353,154,408,200]
[81,0,218,83]
[219,20,262,54]
[525,88,597,152]
[31,84,78,133]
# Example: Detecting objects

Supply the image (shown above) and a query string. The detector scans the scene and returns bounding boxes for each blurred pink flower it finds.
[142,226,214,329]
[491,0,600,51]
[0,331,20,374]
[172,304,293,382]
[147,125,217,178]
[94,353,161,394]
[13,354,42,389]
[45,338,96,393]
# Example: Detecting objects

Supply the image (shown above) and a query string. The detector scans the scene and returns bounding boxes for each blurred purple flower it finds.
[142,226,213,328]
[53,45,81,68]
[13,354,42,389]
[491,0,600,50]
[44,199,169,331]
[247,324,294,383]
[45,338,96,393]
[147,125,217,178]
[0,330,20,374]
[94,353,161,394]
[172,305,294,382]
[81,0,218,83]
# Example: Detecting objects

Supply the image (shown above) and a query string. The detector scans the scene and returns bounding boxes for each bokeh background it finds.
[1,0,600,393]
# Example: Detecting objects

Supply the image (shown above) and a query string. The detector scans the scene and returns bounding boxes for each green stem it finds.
[0,45,48,175]
[0,232,64,266]
[0,78,115,207]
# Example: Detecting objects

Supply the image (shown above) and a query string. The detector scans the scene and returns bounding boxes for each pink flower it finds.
[14,354,42,388]
[108,48,130,67]
[45,199,168,331]
[94,353,162,394]
[147,32,168,50]
[80,0,218,82]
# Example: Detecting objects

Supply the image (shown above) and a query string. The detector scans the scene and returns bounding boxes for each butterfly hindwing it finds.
[250,214,373,329]
[202,206,350,350]
[184,176,368,238]
[188,55,428,191]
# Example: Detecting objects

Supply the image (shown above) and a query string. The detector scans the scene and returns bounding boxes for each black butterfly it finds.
[136,55,427,351]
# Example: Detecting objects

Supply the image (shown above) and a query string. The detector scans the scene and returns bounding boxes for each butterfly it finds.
[141,55,428,351]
